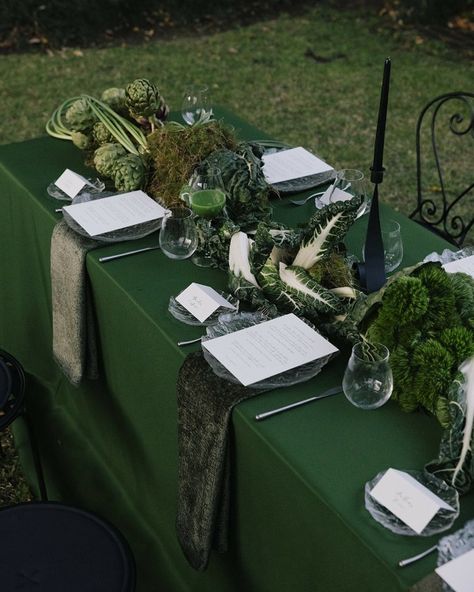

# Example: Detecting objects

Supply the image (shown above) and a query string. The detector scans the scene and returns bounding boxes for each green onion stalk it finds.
[46,95,148,155]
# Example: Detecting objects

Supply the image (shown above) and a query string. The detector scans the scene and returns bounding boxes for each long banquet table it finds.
[1,107,473,592]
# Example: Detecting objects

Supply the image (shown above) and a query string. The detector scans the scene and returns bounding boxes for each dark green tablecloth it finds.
[0,107,472,592]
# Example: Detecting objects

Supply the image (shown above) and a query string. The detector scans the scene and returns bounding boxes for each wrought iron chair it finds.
[409,91,473,247]
[0,349,136,591]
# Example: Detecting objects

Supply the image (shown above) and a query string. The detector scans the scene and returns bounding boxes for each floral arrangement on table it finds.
[47,79,474,497]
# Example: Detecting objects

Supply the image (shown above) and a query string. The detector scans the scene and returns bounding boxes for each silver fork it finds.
[289,190,325,206]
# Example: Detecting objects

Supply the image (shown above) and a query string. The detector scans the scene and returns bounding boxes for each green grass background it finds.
[0,5,472,225]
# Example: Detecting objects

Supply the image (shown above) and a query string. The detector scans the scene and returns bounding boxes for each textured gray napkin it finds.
[176,351,258,571]
[51,220,99,386]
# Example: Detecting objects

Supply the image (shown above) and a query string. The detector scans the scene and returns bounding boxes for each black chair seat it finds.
[0,502,135,591]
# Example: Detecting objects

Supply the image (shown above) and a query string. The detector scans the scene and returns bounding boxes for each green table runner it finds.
[1,107,473,592]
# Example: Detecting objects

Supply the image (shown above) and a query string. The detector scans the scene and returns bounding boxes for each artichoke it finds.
[93,121,114,146]
[113,154,146,192]
[125,78,169,126]
[93,143,127,178]
[101,87,127,113]
[71,130,94,150]
[65,97,97,132]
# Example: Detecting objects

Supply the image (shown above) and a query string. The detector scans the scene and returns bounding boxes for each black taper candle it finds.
[371,58,391,185]
[356,58,392,293]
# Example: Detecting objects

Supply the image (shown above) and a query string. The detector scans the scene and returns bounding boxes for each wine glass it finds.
[186,169,226,267]
[315,169,369,216]
[342,342,393,410]
[159,207,198,260]
[181,85,209,125]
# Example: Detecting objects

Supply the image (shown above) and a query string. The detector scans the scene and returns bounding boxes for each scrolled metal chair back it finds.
[410,91,473,246]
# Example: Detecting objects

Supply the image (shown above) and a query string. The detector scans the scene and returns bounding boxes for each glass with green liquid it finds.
[185,170,227,267]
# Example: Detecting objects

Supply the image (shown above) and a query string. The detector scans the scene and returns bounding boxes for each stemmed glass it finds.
[181,85,209,125]
[315,169,369,215]
[183,169,227,267]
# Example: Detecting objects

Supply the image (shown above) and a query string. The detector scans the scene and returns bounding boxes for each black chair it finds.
[0,349,136,592]
[409,91,473,247]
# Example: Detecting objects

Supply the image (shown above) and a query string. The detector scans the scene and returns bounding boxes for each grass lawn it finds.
[0,3,472,233]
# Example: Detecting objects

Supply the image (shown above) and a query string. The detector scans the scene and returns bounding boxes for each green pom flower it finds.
[416,264,458,331]
[440,326,474,367]
[450,272,474,326]
[113,154,146,192]
[65,97,97,132]
[93,143,127,178]
[382,276,430,324]
[412,339,454,416]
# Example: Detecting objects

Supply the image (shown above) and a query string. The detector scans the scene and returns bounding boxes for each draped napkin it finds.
[51,220,100,386]
[176,351,259,571]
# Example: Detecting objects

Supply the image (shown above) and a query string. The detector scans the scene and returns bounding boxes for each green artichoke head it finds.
[65,97,97,132]
[93,121,115,146]
[113,154,146,192]
[93,143,127,178]
[125,78,168,120]
[100,87,127,113]
[71,130,94,150]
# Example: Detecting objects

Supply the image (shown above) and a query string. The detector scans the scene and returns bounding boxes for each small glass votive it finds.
[342,342,393,410]
[159,207,198,260]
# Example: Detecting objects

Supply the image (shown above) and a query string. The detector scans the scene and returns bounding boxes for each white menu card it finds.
[443,255,474,279]
[369,468,454,534]
[175,283,236,323]
[262,147,333,184]
[63,191,167,236]
[435,548,474,592]
[202,313,338,386]
[55,168,93,198]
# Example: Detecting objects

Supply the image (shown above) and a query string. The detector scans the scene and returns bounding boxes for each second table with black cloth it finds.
[1,107,472,592]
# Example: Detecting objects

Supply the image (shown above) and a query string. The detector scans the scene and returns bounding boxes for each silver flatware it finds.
[177,336,202,346]
[289,190,325,206]
[255,385,341,421]
[398,545,437,567]
[99,245,160,263]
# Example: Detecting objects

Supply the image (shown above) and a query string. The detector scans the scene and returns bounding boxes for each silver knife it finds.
[255,386,341,421]
[99,245,160,262]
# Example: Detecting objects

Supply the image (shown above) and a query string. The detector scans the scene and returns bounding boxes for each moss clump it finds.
[146,120,237,207]
[308,250,353,289]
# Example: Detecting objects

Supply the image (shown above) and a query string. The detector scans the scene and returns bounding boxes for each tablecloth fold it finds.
[51,220,99,386]
[176,351,258,571]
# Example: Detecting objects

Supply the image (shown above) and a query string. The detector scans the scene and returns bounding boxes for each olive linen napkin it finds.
[176,351,259,571]
[51,220,99,386]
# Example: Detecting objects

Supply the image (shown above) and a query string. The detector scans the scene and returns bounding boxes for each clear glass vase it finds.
[342,342,393,410]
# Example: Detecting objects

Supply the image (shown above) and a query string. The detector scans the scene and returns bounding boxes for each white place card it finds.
[54,169,92,199]
[435,548,474,592]
[262,147,333,184]
[319,185,353,206]
[443,255,474,279]
[63,191,167,237]
[175,283,237,323]
[369,468,454,534]
[202,313,338,387]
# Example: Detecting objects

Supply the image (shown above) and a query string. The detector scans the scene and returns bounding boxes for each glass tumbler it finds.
[382,219,403,273]
[159,207,198,260]
[342,342,393,410]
